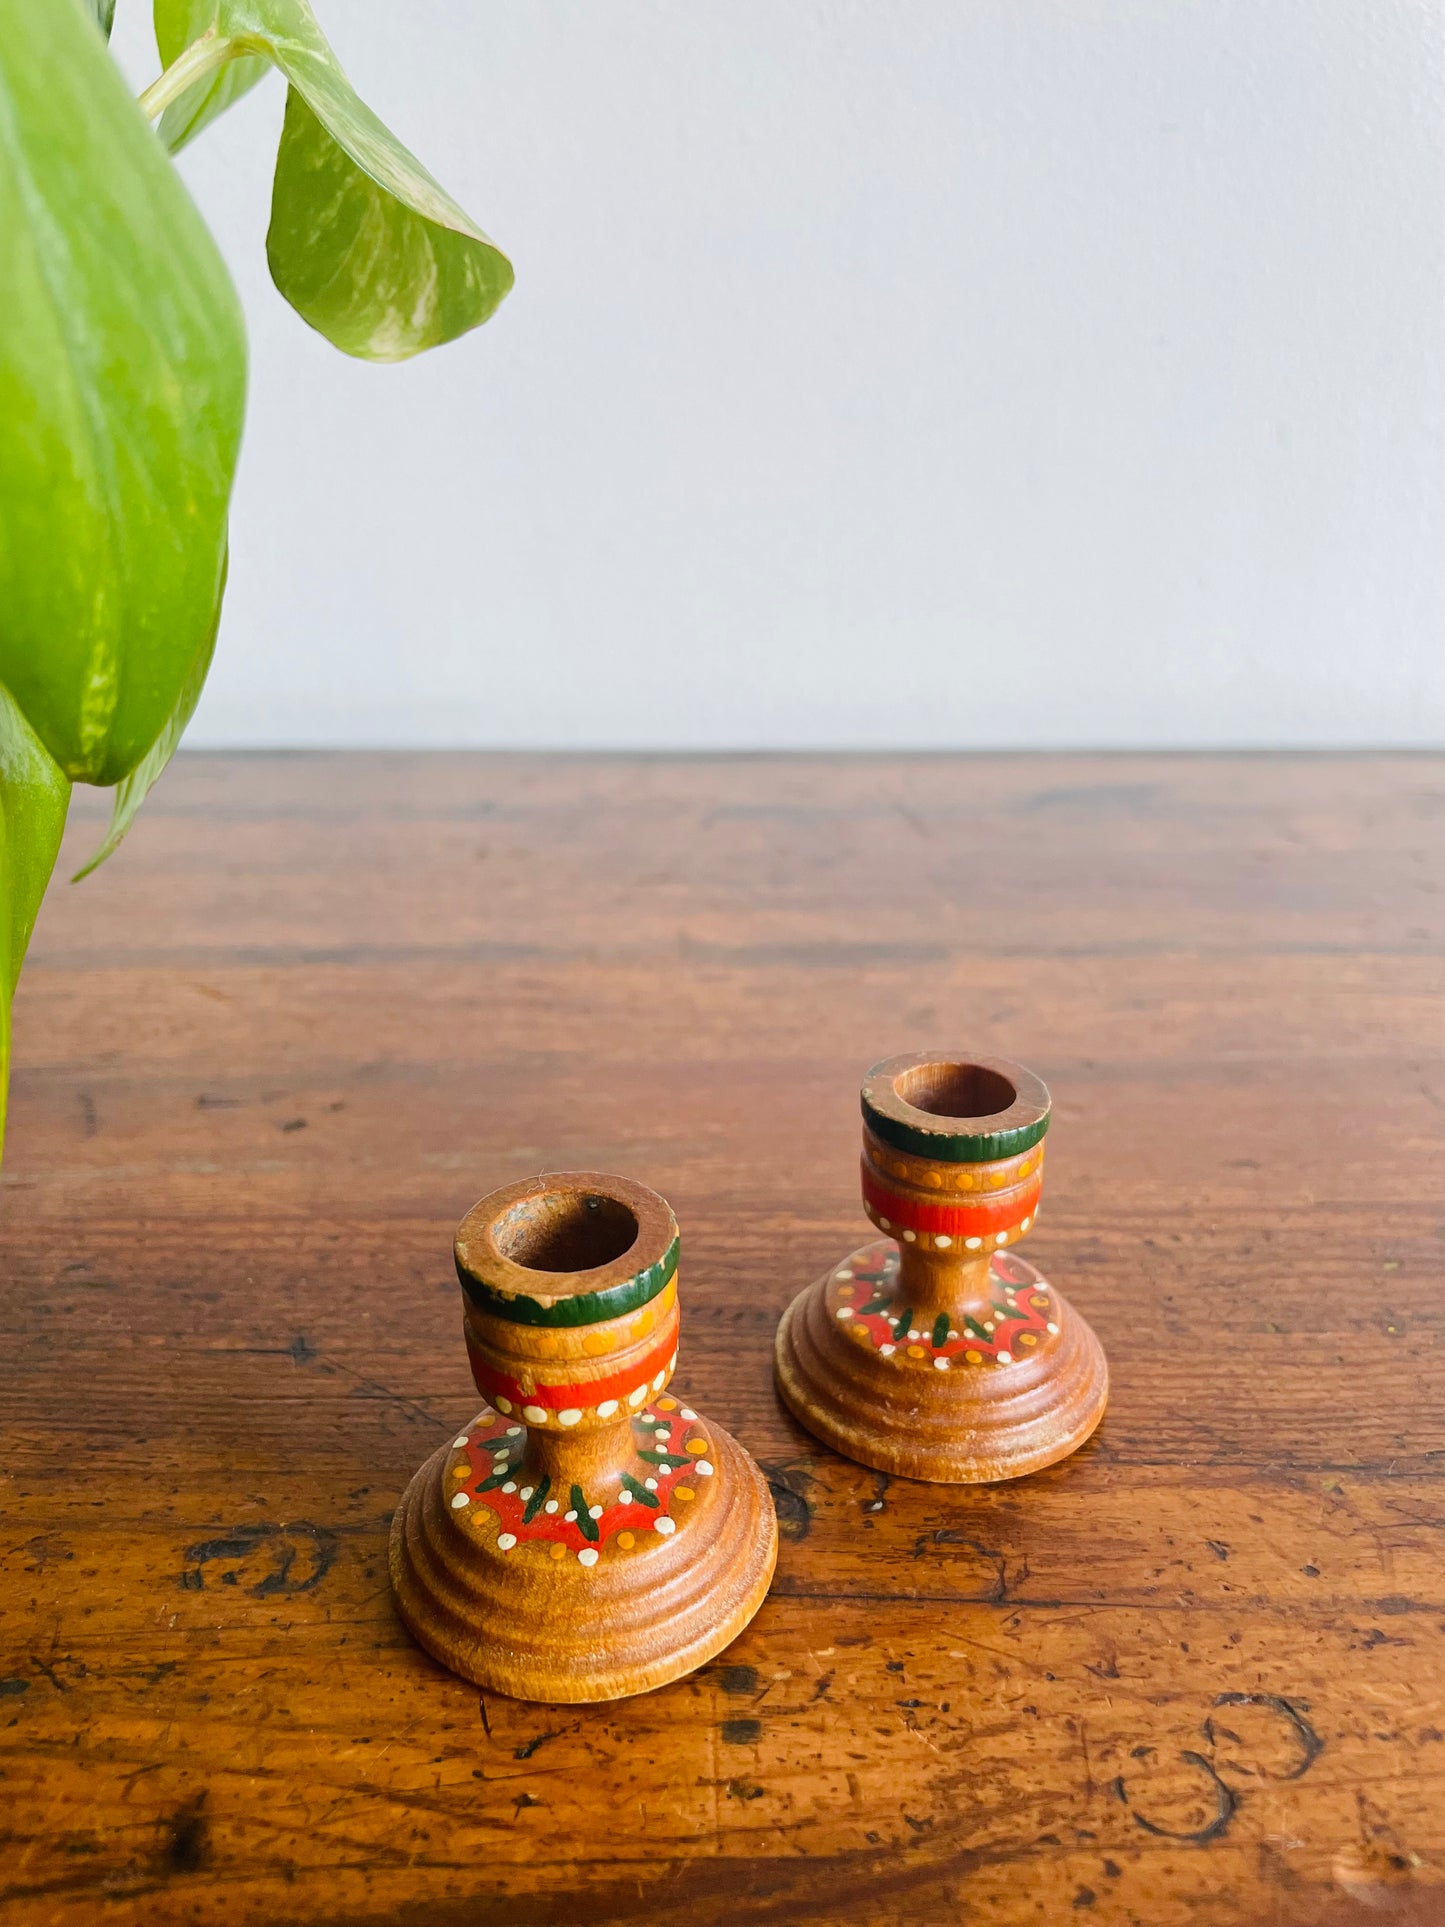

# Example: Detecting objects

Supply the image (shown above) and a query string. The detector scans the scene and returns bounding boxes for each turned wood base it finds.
[391,1397,777,1702]
[775,1238,1108,1484]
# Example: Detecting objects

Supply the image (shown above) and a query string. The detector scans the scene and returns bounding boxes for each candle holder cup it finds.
[774,1053,1108,1483]
[391,1172,777,1701]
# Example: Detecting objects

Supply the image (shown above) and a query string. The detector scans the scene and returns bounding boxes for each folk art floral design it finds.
[828,1241,1059,1368]
[447,1398,714,1569]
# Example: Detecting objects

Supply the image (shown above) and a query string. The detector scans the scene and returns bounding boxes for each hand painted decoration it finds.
[775,1054,1108,1482]
[391,1172,777,1701]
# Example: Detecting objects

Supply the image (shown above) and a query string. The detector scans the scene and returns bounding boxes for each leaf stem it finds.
[137,29,239,122]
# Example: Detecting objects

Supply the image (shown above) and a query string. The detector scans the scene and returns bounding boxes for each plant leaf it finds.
[266,74,512,360]
[72,549,226,882]
[152,0,512,359]
[89,0,118,38]
[154,1,269,154]
[0,685,72,1158]
[0,0,246,786]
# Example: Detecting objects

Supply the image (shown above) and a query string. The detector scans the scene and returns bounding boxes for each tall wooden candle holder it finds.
[775,1053,1108,1483]
[390,1172,777,1702]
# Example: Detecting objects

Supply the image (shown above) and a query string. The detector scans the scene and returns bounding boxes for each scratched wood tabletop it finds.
[2,752,1442,1927]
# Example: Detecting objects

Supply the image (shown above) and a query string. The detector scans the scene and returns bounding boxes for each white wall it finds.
[114,1,1444,748]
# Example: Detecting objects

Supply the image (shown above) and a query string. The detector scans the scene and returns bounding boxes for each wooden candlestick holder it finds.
[774,1053,1108,1483]
[390,1172,777,1701]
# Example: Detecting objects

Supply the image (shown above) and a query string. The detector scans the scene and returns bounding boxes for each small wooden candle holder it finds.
[390,1172,777,1701]
[774,1053,1108,1483]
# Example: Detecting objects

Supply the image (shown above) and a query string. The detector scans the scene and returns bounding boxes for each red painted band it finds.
[465,1313,679,1412]
[860,1161,1042,1238]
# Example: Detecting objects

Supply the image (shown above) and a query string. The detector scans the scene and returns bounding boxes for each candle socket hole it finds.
[494,1192,640,1273]
[893,1062,1016,1121]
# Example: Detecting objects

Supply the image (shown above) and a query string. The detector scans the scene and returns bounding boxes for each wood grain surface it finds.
[1,752,1442,1927]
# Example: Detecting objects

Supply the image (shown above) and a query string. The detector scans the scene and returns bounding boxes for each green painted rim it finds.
[861,1097,1049,1165]
[458,1233,680,1328]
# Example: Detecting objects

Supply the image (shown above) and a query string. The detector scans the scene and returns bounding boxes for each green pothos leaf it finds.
[0,686,72,1157]
[267,81,512,361]
[0,0,245,787]
[72,550,226,882]
[155,0,268,153]
[89,0,118,37]
[151,0,513,359]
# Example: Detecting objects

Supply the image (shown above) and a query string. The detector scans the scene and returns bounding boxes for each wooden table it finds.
[2,753,1441,1927]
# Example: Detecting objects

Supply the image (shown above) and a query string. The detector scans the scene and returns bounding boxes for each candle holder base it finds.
[775,1237,1107,1484]
[391,1394,777,1702]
